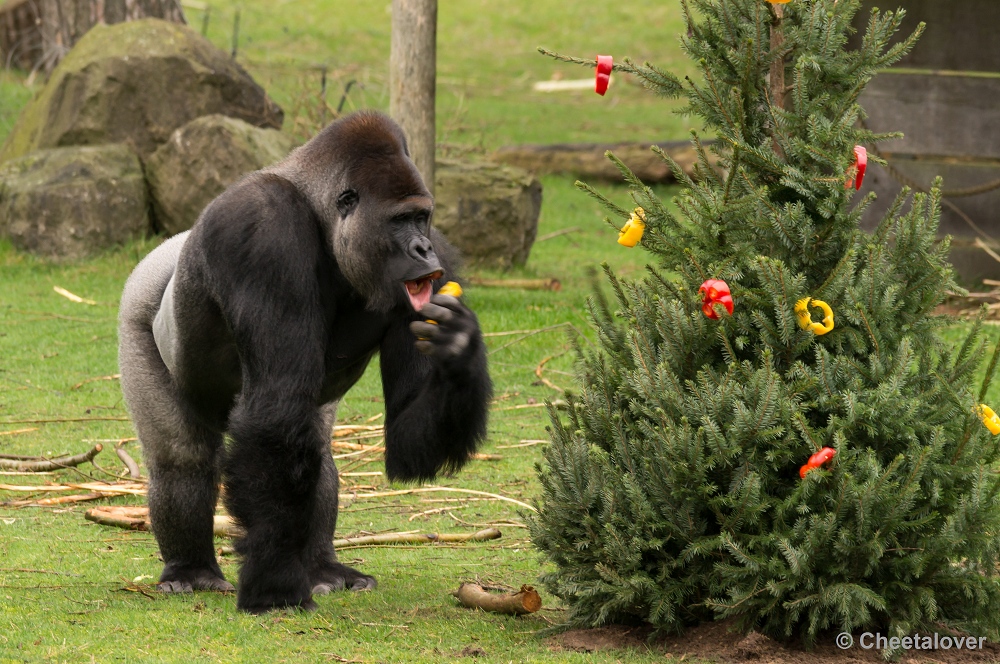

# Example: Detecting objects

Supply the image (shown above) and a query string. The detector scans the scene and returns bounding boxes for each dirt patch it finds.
[549,620,1000,663]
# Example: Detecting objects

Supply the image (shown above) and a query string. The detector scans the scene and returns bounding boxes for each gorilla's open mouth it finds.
[404,270,443,311]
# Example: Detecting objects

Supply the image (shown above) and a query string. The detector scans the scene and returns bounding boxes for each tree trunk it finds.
[0,0,186,73]
[389,0,436,196]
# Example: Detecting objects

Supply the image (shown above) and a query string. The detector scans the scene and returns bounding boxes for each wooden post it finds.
[389,0,437,196]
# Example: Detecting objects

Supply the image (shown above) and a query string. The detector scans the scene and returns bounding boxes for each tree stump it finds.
[0,0,186,73]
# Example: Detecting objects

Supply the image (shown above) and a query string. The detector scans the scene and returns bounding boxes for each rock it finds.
[433,158,542,270]
[0,144,149,259]
[146,115,297,235]
[0,18,283,163]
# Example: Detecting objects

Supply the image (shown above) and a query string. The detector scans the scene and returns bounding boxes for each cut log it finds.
[491,141,719,184]
[451,583,542,615]
[468,277,561,291]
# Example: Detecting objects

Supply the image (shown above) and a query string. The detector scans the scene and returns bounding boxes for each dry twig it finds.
[0,444,103,472]
[534,355,565,393]
[115,442,141,480]
[0,428,38,437]
[71,374,120,390]
[341,486,536,512]
[216,527,501,555]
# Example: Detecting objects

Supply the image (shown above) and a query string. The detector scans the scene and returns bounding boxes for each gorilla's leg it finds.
[119,234,233,594]
[307,403,377,595]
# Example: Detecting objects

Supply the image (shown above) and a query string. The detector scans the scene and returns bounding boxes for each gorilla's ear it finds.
[336,189,359,217]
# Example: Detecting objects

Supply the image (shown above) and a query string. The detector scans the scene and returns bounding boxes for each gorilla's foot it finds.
[311,561,377,594]
[239,596,318,615]
[157,565,235,593]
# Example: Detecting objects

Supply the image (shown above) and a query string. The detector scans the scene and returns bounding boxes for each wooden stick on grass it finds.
[468,277,562,291]
[452,583,542,615]
[534,355,564,393]
[115,442,141,479]
[0,444,103,472]
[216,527,502,555]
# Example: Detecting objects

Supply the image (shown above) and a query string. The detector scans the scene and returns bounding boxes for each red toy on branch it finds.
[595,55,613,95]
[699,279,734,319]
[799,447,836,478]
[845,146,867,190]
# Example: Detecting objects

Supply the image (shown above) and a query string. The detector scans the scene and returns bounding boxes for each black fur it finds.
[118,111,491,613]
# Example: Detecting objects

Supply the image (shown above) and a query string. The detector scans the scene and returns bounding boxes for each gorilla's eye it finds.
[336,189,359,217]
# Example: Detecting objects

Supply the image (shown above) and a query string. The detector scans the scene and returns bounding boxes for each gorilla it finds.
[118,111,492,613]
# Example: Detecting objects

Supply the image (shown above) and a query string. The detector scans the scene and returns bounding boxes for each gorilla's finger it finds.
[414,339,436,355]
[418,302,455,323]
[410,321,443,339]
[429,293,461,309]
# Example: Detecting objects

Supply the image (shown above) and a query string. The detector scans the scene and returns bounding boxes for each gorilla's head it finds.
[272,111,442,313]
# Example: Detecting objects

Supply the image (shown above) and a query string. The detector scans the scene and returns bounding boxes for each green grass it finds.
[2,2,999,661]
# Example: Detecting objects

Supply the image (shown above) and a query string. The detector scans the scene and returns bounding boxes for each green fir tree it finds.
[529,0,1000,642]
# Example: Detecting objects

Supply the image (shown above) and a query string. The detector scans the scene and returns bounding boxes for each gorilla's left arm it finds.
[379,294,492,481]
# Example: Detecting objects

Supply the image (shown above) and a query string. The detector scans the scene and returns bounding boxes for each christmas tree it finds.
[529,0,1000,642]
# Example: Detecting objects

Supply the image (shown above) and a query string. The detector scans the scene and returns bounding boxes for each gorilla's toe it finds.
[202,577,236,593]
[311,561,377,594]
[350,576,377,591]
[157,580,193,593]
[159,565,233,593]
[312,581,342,595]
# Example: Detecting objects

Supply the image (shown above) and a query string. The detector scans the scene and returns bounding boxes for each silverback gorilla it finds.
[118,111,492,613]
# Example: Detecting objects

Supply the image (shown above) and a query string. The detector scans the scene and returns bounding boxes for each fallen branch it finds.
[0,417,130,425]
[217,527,501,555]
[115,444,141,480]
[535,226,581,242]
[470,452,502,461]
[341,486,536,512]
[71,374,120,390]
[0,481,146,496]
[84,506,236,537]
[451,583,542,615]
[12,492,105,507]
[497,440,549,449]
[335,527,501,549]
[0,444,103,472]
[468,277,561,291]
[534,355,565,393]
[495,400,566,412]
[84,505,149,530]
[53,286,97,305]
[0,428,38,437]
[332,424,384,438]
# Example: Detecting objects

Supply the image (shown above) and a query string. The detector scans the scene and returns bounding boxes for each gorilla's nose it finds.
[408,235,434,261]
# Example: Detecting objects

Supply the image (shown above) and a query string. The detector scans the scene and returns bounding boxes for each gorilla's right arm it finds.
[380,292,491,482]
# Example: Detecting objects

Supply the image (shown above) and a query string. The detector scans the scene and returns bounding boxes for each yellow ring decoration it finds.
[978,405,1000,435]
[794,297,834,336]
[617,207,646,247]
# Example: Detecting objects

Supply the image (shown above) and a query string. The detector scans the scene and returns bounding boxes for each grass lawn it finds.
[2,1,1000,662]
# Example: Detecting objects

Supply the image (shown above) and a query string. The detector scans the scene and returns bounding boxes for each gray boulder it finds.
[433,158,542,269]
[0,144,149,259]
[146,115,297,235]
[0,18,283,163]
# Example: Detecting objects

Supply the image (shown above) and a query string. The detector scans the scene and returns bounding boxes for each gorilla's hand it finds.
[409,294,480,367]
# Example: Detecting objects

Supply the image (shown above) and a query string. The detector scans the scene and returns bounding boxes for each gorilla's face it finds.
[287,112,443,314]
[383,197,442,311]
